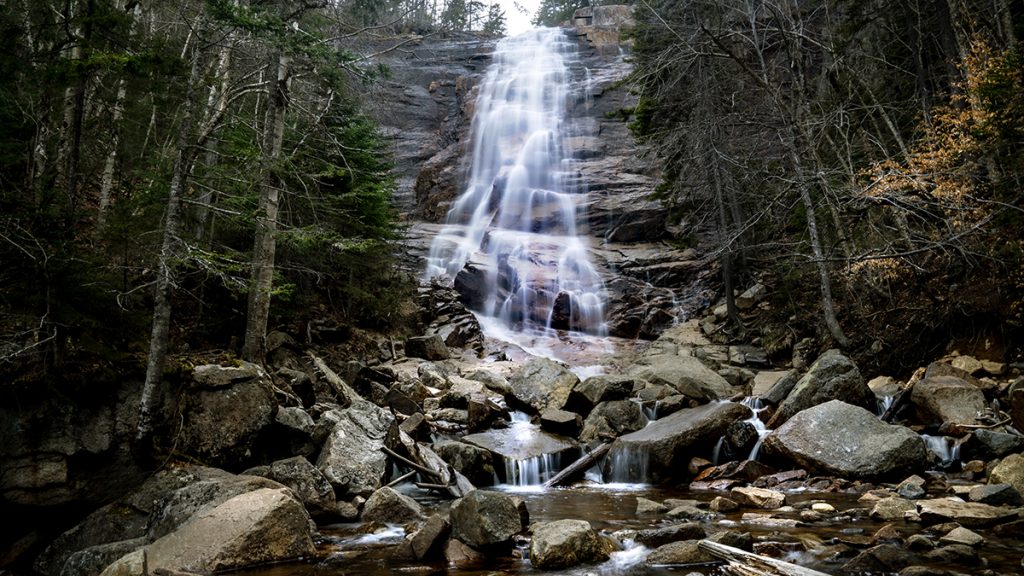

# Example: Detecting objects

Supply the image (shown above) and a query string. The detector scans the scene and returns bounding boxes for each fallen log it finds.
[542,442,611,488]
[308,353,361,405]
[697,540,830,576]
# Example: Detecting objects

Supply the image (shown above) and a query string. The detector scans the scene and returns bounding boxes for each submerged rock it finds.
[762,400,928,479]
[528,519,615,570]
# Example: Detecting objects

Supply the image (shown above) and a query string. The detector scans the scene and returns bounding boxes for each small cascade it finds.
[425,28,606,340]
[742,397,771,461]
[497,411,567,489]
[602,444,649,484]
[876,395,894,416]
[921,434,961,467]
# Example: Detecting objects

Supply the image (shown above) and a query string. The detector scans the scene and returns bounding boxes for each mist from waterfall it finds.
[425,28,606,347]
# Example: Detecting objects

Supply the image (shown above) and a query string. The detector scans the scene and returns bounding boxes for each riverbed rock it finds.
[410,514,450,560]
[509,358,580,414]
[529,519,615,570]
[243,456,336,519]
[842,543,917,573]
[564,375,635,416]
[101,488,315,575]
[404,334,451,360]
[579,400,647,442]
[633,523,706,548]
[961,429,1024,460]
[870,496,918,521]
[989,453,1024,495]
[916,497,1020,527]
[449,490,522,549]
[766,350,873,428]
[762,400,928,479]
[540,408,583,437]
[969,483,1023,506]
[179,361,277,468]
[730,487,786,509]
[433,440,496,486]
[604,402,750,483]
[940,526,984,547]
[462,424,577,461]
[910,376,986,426]
[645,539,716,566]
[316,401,398,497]
[361,486,425,524]
[627,355,734,402]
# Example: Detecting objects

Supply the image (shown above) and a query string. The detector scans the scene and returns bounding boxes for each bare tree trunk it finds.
[242,49,291,363]
[137,38,206,442]
[55,0,91,233]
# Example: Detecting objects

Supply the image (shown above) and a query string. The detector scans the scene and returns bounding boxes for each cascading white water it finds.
[425,28,606,338]
[742,397,770,461]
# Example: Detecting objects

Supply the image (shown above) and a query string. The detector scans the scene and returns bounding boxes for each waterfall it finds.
[425,28,606,338]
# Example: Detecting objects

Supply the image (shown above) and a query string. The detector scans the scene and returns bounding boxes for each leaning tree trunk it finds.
[242,49,291,363]
[136,39,205,442]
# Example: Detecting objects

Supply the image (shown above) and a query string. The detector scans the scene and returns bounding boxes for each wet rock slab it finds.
[462,425,577,461]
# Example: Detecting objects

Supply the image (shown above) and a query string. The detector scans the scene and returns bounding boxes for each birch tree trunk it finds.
[242,49,291,363]
[137,37,206,442]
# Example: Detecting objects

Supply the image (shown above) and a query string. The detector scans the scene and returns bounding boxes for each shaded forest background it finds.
[1,0,1022,390]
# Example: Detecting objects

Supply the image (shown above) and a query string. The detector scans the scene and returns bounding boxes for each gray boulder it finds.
[603,402,750,483]
[509,358,579,414]
[633,523,705,548]
[244,456,336,519]
[100,488,315,575]
[179,362,277,467]
[645,540,716,566]
[989,453,1024,496]
[404,334,451,360]
[316,401,398,497]
[361,486,425,524]
[961,429,1024,460]
[766,350,872,428]
[762,400,928,479]
[433,440,496,486]
[579,400,647,443]
[449,490,522,549]
[910,376,986,425]
[564,375,635,416]
[529,519,615,570]
[627,355,734,402]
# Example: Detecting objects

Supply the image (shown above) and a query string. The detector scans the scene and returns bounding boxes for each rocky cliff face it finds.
[384,11,716,339]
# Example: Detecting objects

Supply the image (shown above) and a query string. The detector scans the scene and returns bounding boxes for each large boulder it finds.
[434,440,496,486]
[766,350,872,428]
[243,456,336,519]
[579,400,647,443]
[449,490,523,549]
[404,334,450,360]
[316,401,398,497]
[509,358,580,414]
[627,355,734,402]
[528,519,615,570]
[960,429,1024,461]
[910,376,986,426]
[361,486,425,524]
[179,362,277,468]
[989,453,1024,496]
[603,402,750,483]
[564,375,635,416]
[100,488,315,575]
[916,497,1020,527]
[762,400,928,479]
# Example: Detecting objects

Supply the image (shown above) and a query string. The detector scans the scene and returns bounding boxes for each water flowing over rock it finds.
[528,519,615,570]
[424,28,606,337]
[316,401,398,497]
[762,400,929,479]
[603,402,750,483]
[766,349,873,428]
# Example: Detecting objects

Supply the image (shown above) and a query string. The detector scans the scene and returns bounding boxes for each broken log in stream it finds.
[697,540,831,576]
[542,442,611,488]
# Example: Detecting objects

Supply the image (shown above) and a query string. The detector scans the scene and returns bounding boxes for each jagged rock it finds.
[564,375,635,416]
[540,409,582,437]
[404,335,450,360]
[868,375,901,398]
[410,514,449,560]
[58,538,147,576]
[961,429,1024,460]
[897,475,928,500]
[910,376,986,426]
[243,457,335,519]
[752,370,792,398]
[735,283,766,310]
[969,483,1023,506]
[179,362,277,468]
[729,487,786,509]
[989,453,1024,495]
[694,460,776,484]
[418,361,450,389]
[762,400,928,479]
[101,488,314,575]
[449,490,522,549]
[465,369,511,395]
[269,406,315,457]
[509,358,579,414]
[604,402,750,483]
[766,350,873,428]
[916,497,1020,527]
[627,355,734,402]
[579,400,647,443]
[529,519,615,570]
[316,401,398,497]
[433,440,495,486]
[645,540,715,566]
[361,486,425,524]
